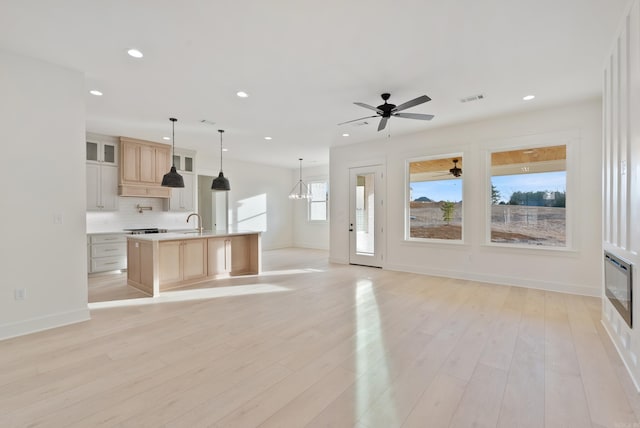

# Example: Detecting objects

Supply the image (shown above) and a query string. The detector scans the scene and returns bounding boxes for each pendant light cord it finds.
[218,130,224,171]
[170,117,177,167]
[299,158,303,183]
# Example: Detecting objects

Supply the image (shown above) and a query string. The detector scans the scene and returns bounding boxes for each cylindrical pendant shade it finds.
[211,171,230,191]
[162,166,185,188]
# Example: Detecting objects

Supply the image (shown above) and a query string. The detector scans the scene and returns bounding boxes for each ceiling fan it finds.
[339,93,434,131]
[432,159,462,178]
[449,159,462,177]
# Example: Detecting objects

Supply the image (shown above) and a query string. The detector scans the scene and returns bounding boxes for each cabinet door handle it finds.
[104,249,119,252]
[104,262,119,265]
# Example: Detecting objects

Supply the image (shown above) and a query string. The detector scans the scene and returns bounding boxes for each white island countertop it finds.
[126,230,261,241]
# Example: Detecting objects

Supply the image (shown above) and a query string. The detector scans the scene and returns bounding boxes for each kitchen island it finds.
[126,231,261,296]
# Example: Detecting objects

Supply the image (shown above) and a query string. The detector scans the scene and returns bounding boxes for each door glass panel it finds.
[184,157,193,172]
[173,155,181,170]
[355,173,375,255]
[86,141,98,161]
[103,144,115,163]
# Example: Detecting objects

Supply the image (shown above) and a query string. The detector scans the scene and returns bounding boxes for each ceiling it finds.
[0,0,629,169]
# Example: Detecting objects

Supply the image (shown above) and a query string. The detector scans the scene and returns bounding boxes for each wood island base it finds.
[126,231,261,296]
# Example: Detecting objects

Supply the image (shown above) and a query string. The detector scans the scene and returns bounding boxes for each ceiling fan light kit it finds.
[161,117,185,188]
[211,129,230,191]
[289,158,310,199]
[339,93,434,131]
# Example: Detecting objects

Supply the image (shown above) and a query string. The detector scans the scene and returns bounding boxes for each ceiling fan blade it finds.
[337,115,378,126]
[392,95,431,112]
[393,112,435,121]
[377,117,388,131]
[354,102,383,113]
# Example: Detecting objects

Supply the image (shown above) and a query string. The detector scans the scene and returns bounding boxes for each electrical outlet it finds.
[14,289,26,300]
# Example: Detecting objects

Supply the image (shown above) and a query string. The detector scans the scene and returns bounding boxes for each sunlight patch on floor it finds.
[88,283,290,309]
[355,279,397,423]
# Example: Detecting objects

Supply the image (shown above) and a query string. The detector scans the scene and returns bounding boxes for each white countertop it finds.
[87,229,194,236]
[126,230,261,241]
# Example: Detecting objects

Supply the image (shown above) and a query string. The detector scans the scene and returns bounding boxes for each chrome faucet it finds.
[186,213,203,233]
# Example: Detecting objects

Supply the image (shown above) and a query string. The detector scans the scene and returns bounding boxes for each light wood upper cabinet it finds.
[155,147,171,183]
[119,137,171,198]
[139,144,156,184]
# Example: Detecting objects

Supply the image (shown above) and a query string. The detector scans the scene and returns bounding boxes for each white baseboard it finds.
[293,241,330,250]
[329,257,348,265]
[262,241,294,251]
[0,308,90,341]
[383,263,600,297]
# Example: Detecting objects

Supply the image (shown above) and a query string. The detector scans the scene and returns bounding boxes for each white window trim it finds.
[404,152,464,243]
[307,179,329,223]
[483,132,577,251]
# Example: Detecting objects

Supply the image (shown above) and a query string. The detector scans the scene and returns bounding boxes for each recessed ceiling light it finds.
[89,90,103,96]
[342,133,350,137]
[127,48,144,58]
[264,136,272,140]
[523,95,535,101]
[237,91,249,98]
[162,136,171,141]
[222,148,229,152]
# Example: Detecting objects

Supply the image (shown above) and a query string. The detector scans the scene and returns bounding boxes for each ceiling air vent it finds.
[460,94,485,103]
[200,119,216,125]
[351,121,369,127]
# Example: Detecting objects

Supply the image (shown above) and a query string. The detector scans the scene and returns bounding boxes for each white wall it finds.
[602,0,640,390]
[197,152,294,250]
[0,50,89,339]
[331,99,602,297]
[293,164,330,250]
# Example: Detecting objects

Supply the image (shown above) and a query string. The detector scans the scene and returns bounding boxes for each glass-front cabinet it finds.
[165,149,197,212]
[86,139,117,165]
[172,153,194,172]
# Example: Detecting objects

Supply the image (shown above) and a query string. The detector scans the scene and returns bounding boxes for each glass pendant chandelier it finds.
[211,129,230,191]
[289,158,309,199]
[161,117,185,188]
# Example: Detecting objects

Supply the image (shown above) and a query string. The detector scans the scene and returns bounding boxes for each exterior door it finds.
[349,165,384,267]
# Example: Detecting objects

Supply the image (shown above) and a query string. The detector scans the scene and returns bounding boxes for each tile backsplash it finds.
[86,197,196,233]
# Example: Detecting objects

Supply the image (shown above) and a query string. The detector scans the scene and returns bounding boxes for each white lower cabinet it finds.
[88,234,127,273]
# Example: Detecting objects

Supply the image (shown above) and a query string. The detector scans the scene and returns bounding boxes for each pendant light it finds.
[289,158,309,199]
[211,129,230,191]
[161,117,185,188]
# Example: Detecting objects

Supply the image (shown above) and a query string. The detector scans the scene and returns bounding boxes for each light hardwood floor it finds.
[2,248,640,427]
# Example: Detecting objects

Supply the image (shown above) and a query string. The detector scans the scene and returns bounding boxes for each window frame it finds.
[307,179,329,223]
[404,152,465,244]
[485,136,575,251]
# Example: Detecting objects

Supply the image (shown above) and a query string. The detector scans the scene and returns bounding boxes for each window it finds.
[308,181,328,221]
[407,155,463,240]
[490,145,566,247]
